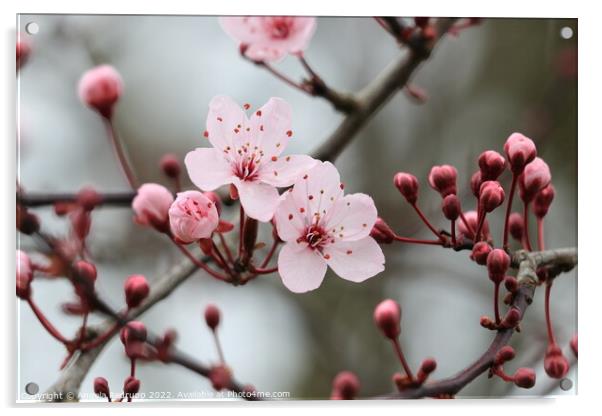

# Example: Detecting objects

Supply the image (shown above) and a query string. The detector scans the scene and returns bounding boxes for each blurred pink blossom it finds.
[168,191,219,244]
[78,64,123,118]
[274,161,384,293]
[132,183,174,229]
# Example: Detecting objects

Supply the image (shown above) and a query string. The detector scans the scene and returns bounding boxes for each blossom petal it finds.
[235,179,280,222]
[324,237,385,283]
[219,17,271,45]
[185,148,233,191]
[206,95,250,152]
[278,243,327,293]
[260,155,317,187]
[274,190,307,242]
[278,17,317,54]
[291,161,343,224]
[324,193,378,242]
[248,97,292,157]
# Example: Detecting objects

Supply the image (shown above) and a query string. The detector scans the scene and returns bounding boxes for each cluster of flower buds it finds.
[490,345,536,389]
[93,375,141,402]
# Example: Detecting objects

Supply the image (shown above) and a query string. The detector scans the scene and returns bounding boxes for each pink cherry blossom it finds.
[185,96,317,222]
[168,191,219,244]
[78,64,123,118]
[132,183,174,228]
[273,161,385,293]
[220,16,316,62]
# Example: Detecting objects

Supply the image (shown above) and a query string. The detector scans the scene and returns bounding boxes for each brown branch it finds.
[17,191,136,207]
[376,247,577,399]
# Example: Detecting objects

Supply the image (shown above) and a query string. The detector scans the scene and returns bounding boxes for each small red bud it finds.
[504,276,518,293]
[93,377,110,398]
[478,150,506,181]
[533,184,555,218]
[495,345,516,365]
[77,186,102,211]
[374,299,401,339]
[160,153,181,179]
[519,157,552,203]
[441,194,461,221]
[124,275,150,309]
[393,172,419,204]
[480,315,496,329]
[504,132,537,174]
[370,217,396,244]
[513,367,536,389]
[123,376,140,396]
[417,358,437,382]
[332,371,360,400]
[486,249,510,283]
[501,307,521,328]
[479,181,505,213]
[204,304,221,330]
[544,344,569,379]
[508,213,524,242]
[470,171,482,198]
[74,260,97,285]
[428,165,458,197]
[470,242,492,265]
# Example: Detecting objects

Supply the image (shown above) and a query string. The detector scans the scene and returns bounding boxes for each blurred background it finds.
[16,15,577,400]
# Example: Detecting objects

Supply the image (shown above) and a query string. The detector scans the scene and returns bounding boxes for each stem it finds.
[212,330,225,364]
[502,175,518,249]
[492,366,514,383]
[130,358,136,377]
[298,55,319,79]
[392,338,415,382]
[523,202,533,252]
[260,238,279,268]
[238,206,245,257]
[103,118,138,189]
[217,233,235,265]
[80,322,121,351]
[474,211,487,243]
[411,203,444,240]
[459,212,475,237]
[27,298,70,345]
[393,236,444,246]
[450,219,456,246]
[493,282,501,325]
[537,218,545,251]
[544,281,557,345]
[211,241,233,277]
[174,243,230,282]
[249,265,278,275]
[257,61,309,94]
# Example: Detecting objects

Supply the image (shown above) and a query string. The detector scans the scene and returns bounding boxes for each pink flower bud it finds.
[470,171,482,197]
[370,217,396,244]
[160,153,181,179]
[470,242,492,265]
[480,315,496,330]
[73,260,97,285]
[533,184,555,218]
[16,250,33,299]
[570,334,578,358]
[16,38,31,70]
[78,65,123,119]
[495,345,516,365]
[479,181,505,213]
[501,307,521,328]
[209,365,231,391]
[123,376,140,396]
[519,157,552,202]
[513,367,536,389]
[504,276,518,293]
[374,299,401,339]
[332,371,360,400]
[486,249,510,283]
[503,132,537,174]
[393,172,419,204]
[93,377,110,398]
[124,275,150,309]
[544,345,569,379]
[478,150,506,181]
[132,183,174,231]
[508,212,524,241]
[441,194,461,221]
[168,191,219,244]
[428,165,458,197]
[204,304,221,330]
[120,321,148,345]
[77,186,102,211]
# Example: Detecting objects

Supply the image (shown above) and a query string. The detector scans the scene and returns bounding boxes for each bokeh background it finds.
[16,15,577,400]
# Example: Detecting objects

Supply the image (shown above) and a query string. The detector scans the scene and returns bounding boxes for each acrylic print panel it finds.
[16,14,577,402]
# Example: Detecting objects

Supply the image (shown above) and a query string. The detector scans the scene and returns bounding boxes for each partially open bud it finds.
[519,157,552,203]
[478,150,506,181]
[123,376,140,397]
[204,304,221,331]
[370,217,397,244]
[428,165,458,197]
[470,171,482,197]
[93,377,110,398]
[470,242,492,265]
[544,344,569,379]
[486,249,510,283]
[393,172,419,204]
[78,65,123,119]
[204,191,222,216]
[533,184,555,218]
[500,307,521,328]
[513,368,536,389]
[124,275,150,309]
[16,250,33,299]
[441,194,461,221]
[374,299,401,339]
[504,132,537,174]
[495,345,516,365]
[570,334,578,358]
[508,213,524,241]
[132,183,174,232]
[331,371,360,400]
[160,153,181,179]
[169,191,219,244]
[479,181,505,213]
[209,365,231,391]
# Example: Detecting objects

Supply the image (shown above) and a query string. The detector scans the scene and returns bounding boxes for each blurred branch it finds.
[18,191,136,207]
[376,247,577,399]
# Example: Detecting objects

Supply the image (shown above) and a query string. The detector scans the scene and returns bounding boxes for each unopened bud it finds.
[480,315,496,330]
[123,376,140,396]
[73,260,97,285]
[393,172,419,204]
[428,165,458,197]
[160,153,181,179]
[508,213,524,241]
[370,217,396,244]
[374,299,401,339]
[501,307,521,328]
[120,321,147,345]
[544,344,569,379]
[479,181,505,213]
[417,358,437,383]
[77,186,102,211]
[332,371,360,400]
[486,249,510,283]
[504,132,537,174]
[78,65,123,119]
[519,157,552,203]
[93,377,110,398]
[513,367,536,389]
[124,274,150,309]
[533,184,555,218]
[470,171,482,197]
[470,242,492,265]
[441,194,461,221]
[204,304,221,330]
[478,150,506,181]
[495,345,515,365]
